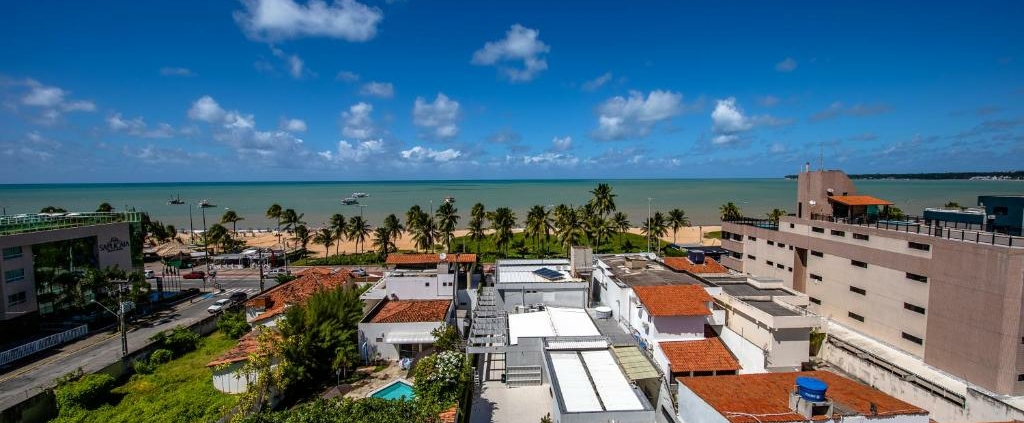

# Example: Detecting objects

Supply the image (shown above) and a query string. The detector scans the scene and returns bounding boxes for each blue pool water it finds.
[370,380,415,400]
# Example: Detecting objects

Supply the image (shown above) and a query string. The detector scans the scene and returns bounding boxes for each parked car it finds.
[266,268,290,276]
[351,268,367,277]
[207,299,231,314]
[183,271,205,280]
[229,292,247,303]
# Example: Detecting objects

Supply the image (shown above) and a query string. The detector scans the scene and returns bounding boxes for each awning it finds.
[384,333,436,343]
[828,195,893,206]
[611,345,661,380]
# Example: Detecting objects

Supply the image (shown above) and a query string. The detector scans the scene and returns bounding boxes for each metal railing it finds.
[0,212,144,236]
[810,213,1023,248]
[0,324,88,366]
[721,217,779,231]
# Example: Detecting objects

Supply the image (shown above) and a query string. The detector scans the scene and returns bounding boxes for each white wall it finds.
[675,383,730,423]
[384,274,454,300]
[717,327,766,374]
[211,362,250,394]
[359,321,444,361]
[650,316,705,341]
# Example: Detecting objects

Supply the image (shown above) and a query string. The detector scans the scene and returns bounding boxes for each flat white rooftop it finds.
[496,259,580,283]
[549,350,645,412]
[508,307,600,345]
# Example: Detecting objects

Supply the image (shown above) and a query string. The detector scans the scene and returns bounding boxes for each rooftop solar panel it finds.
[533,268,563,280]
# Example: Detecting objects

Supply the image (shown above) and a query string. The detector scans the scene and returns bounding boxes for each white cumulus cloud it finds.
[320,138,384,162]
[282,118,307,132]
[413,93,460,139]
[107,113,174,138]
[582,72,612,91]
[188,96,226,122]
[359,81,394,98]
[710,97,790,145]
[234,0,383,42]
[16,79,96,125]
[593,90,684,140]
[340,102,375,139]
[471,24,550,82]
[185,95,308,163]
[775,57,797,72]
[551,136,572,151]
[400,146,462,162]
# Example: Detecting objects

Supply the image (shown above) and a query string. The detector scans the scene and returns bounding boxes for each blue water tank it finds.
[795,377,828,402]
[688,250,706,264]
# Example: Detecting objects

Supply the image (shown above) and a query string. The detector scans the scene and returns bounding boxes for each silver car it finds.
[207,299,231,314]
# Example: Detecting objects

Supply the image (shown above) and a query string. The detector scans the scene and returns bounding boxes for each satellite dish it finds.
[809,200,817,206]
[439,253,447,262]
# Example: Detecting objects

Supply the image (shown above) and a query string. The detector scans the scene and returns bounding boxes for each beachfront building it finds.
[0,212,145,335]
[721,167,1024,421]
[493,259,588,312]
[244,267,349,326]
[360,253,476,304]
[676,371,930,423]
[358,298,452,361]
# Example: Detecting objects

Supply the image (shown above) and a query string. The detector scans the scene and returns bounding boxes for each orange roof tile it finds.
[438,406,457,423]
[680,371,928,423]
[206,330,280,367]
[659,338,740,373]
[633,285,711,316]
[386,253,477,265]
[664,257,729,274]
[296,267,334,276]
[828,195,893,206]
[246,268,350,322]
[367,299,451,323]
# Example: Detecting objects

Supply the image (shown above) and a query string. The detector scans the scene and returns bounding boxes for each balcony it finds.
[810,213,1024,248]
[721,216,779,231]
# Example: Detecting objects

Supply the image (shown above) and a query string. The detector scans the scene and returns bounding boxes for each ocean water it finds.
[0,179,1021,229]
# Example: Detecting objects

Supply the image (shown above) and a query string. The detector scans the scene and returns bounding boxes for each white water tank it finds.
[595,306,612,319]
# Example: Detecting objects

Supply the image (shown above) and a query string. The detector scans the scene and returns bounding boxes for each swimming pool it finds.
[369,379,415,400]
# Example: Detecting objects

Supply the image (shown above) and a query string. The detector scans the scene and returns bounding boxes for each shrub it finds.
[217,311,252,339]
[55,373,116,411]
[150,348,173,364]
[412,350,469,407]
[133,359,156,375]
[150,326,200,356]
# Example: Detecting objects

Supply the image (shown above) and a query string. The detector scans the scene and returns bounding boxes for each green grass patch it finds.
[449,232,668,262]
[292,252,383,266]
[703,230,722,239]
[52,331,238,423]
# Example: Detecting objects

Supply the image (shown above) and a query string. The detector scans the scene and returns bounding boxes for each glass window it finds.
[811,250,824,257]
[831,230,846,237]
[2,246,23,260]
[906,273,928,283]
[4,268,25,282]
[848,312,864,322]
[812,227,824,233]
[850,286,866,295]
[904,302,926,314]
[809,297,821,305]
[851,260,868,268]
[908,241,930,251]
[853,233,869,241]
[7,291,27,306]
[902,332,923,345]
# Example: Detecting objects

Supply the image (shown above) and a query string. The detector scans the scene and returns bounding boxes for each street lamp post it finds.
[92,283,128,359]
[647,198,653,254]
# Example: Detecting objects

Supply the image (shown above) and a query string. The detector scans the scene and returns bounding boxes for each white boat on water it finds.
[341,197,359,205]
[198,199,216,208]
[352,192,369,198]
[443,196,455,204]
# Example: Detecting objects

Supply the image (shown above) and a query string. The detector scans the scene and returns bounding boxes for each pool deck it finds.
[343,363,414,399]
[470,381,552,423]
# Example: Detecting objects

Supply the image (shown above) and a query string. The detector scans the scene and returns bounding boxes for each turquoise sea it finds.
[1,179,1021,229]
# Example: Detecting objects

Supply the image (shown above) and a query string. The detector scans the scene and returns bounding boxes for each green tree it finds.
[431,325,462,352]
[525,205,554,255]
[766,208,787,224]
[382,214,404,246]
[371,226,396,259]
[667,208,691,244]
[411,350,470,409]
[221,210,245,234]
[329,213,348,256]
[554,204,583,254]
[588,183,617,217]
[944,201,962,209]
[292,224,311,253]
[588,215,614,250]
[266,203,283,247]
[234,327,285,423]
[468,203,487,255]
[280,209,304,232]
[96,202,114,213]
[411,210,437,253]
[40,206,68,213]
[488,207,516,256]
[313,228,335,259]
[217,311,252,339]
[612,211,630,244]
[435,202,459,253]
[205,223,231,252]
[347,216,372,254]
[641,211,668,251]
[277,286,363,394]
[719,202,742,221]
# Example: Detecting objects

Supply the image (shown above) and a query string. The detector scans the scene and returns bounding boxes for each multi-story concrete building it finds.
[721,169,1024,407]
[0,212,145,335]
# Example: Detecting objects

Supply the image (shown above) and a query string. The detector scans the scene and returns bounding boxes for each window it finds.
[849,286,866,295]
[853,233,869,241]
[767,240,775,246]
[789,246,794,251]
[776,264,785,269]
[748,235,757,241]
[789,223,795,229]
[2,246,23,260]
[904,302,926,314]
[848,312,864,322]
[766,260,774,266]
[908,241,931,251]
[787,267,793,272]
[424,282,430,287]
[7,291,26,306]
[731,252,742,259]
[831,229,846,237]
[811,250,823,257]
[809,297,821,305]
[902,332,923,345]
[906,272,928,283]
[731,234,742,241]
[747,255,756,260]
[778,243,786,248]
[810,274,823,281]
[1019,374,1024,382]
[812,227,824,233]
[851,260,867,268]
[722,231,732,239]
[3,268,25,283]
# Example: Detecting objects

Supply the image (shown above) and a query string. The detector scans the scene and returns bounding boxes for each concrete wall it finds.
[358,321,444,361]
[675,383,730,423]
[211,361,249,394]
[383,273,454,300]
[498,282,587,312]
[649,316,704,342]
[718,327,767,374]
[506,337,546,384]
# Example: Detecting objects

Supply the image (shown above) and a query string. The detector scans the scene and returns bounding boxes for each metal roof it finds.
[611,345,661,380]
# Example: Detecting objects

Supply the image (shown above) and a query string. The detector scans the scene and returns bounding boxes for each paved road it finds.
[0,267,277,412]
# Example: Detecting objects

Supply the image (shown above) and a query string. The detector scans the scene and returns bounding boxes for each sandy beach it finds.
[173,225,721,258]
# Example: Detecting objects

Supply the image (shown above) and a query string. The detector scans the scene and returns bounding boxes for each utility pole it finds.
[92,281,129,359]
[647,198,653,253]
[258,248,265,292]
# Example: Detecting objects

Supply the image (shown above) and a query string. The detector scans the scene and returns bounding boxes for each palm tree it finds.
[205,223,231,252]
[525,205,554,254]
[371,226,396,259]
[641,211,669,251]
[468,203,487,255]
[667,208,690,245]
[588,183,617,217]
[412,212,438,253]
[329,214,347,256]
[267,203,283,247]
[221,210,244,234]
[612,211,630,244]
[554,204,584,254]
[347,215,372,254]
[588,215,614,250]
[383,214,404,246]
[281,208,304,232]
[719,202,742,221]
[435,202,460,253]
[489,207,516,256]
[313,228,334,259]
[96,202,114,213]
[766,208,787,224]
[292,224,312,254]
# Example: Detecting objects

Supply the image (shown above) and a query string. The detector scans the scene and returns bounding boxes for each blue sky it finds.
[1,0,1022,182]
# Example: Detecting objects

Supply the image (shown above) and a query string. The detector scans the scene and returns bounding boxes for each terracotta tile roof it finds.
[206,330,280,367]
[297,267,334,276]
[632,284,711,316]
[367,299,451,323]
[664,257,729,274]
[828,195,893,206]
[679,371,928,423]
[659,338,740,373]
[246,268,349,322]
[386,253,476,265]
[438,406,457,423]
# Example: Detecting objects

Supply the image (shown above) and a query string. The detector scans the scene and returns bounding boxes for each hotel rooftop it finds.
[597,254,703,287]
[0,211,145,236]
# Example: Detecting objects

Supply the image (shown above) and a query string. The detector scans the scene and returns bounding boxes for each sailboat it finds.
[198,199,217,208]
[167,193,185,205]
